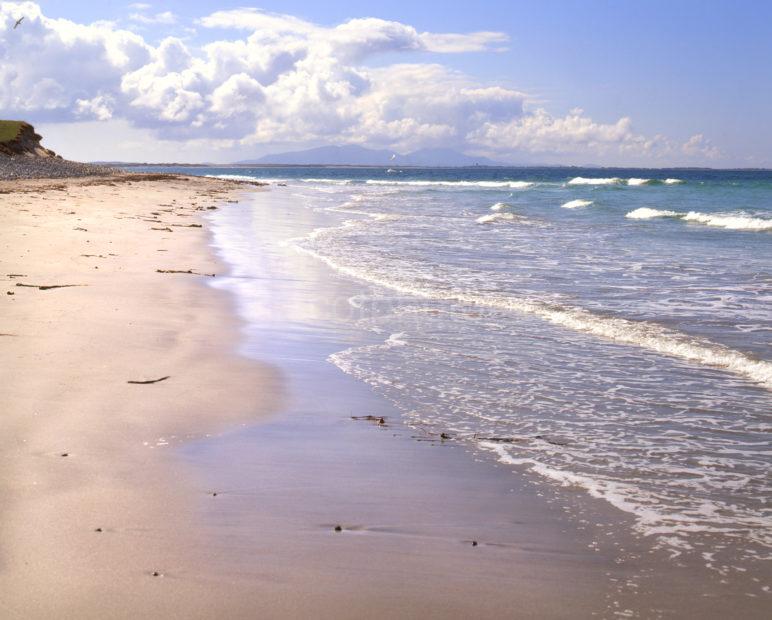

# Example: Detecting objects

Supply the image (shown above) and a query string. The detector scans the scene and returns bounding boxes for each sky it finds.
[1,0,769,166]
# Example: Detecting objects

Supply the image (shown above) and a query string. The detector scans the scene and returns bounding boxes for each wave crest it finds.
[627,208,772,231]
[568,177,624,185]
[476,212,523,224]
[683,211,772,231]
[626,208,682,219]
[366,180,533,189]
[561,199,594,209]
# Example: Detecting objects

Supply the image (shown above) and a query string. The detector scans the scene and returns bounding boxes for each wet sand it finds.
[0,177,767,618]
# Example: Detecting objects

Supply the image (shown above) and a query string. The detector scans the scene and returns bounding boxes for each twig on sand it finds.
[127,376,170,385]
[151,227,173,232]
[156,269,215,277]
[170,223,202,228]
[15,283,85,291]
[6,274,27,278]
[351,415,387,426]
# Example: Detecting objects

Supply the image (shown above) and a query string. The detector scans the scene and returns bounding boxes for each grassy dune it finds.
[0,120,24,144]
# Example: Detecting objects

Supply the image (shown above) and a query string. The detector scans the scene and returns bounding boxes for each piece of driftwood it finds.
[151,227,173,232]
[156,269,215,277]
[15,283,85,291]
[7,274,27,278]
[170,223,202,228]
[351,415,387,425]
[127,376,170,385]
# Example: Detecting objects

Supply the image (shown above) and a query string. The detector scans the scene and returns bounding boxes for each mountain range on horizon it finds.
[235,145,507,167]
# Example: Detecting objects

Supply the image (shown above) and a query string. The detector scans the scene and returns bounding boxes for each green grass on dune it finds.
[0,120,25,144]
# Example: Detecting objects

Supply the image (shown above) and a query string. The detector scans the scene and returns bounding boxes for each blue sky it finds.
[3,1,770,165]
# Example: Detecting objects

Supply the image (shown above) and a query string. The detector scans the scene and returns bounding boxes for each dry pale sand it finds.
[0,175,282,618]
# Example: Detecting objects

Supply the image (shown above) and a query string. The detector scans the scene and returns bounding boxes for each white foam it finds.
[626,207,682,219]
[296,226,772,389]
[479,443,772,550]
[301,178,351,185]
[664,178,685,184]
[207,174,282,183]
[567,177,624,185]
[682,211,772,231]
[626,208,772,231]
[365,180,533,189]
[490,202,511,211]
[561,199,594,209]
[385,332,408,346]
[627,178,652,186]
[480,443,663,525]
[476,212,522,224]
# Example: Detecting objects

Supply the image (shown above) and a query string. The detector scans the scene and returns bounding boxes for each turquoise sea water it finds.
[139,165,771,584]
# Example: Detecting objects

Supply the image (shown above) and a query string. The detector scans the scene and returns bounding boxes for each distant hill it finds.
[236,145,505,167]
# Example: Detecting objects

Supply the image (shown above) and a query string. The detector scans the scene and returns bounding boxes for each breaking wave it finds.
[626,207,682,219]
[627,208,772,231]
[561,199,594,209]
[296,225,772,390]
[682,211,772,231]
[476,212,524,224]
[568,177,686,186]
[568,177,624,185]
[366,180,534,189]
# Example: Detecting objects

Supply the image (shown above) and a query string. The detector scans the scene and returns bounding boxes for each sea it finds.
[137,165,771,587]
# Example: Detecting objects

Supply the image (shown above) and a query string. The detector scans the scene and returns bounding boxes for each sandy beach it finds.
[0,175,763,619]
[0,175,608,619]
[1,175,768,619]
[0,175,282,617]
[2,1,769,616]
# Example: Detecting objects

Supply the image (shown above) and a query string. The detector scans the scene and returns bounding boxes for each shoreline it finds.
[1,174,768,618]
[190,184,770,618]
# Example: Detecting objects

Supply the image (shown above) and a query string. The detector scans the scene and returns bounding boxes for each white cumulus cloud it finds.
[681,133,721,159]
[129,11,176,26]
[0,2,720,163]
